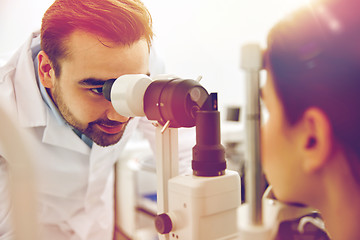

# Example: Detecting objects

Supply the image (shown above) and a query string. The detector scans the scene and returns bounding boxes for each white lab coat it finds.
[0,31,195,240]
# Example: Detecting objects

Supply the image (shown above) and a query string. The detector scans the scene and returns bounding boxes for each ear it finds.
[299,108,333,173]
[37,50,55,88]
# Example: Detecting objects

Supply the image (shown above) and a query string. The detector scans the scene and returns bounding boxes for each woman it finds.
[261,0,360,239]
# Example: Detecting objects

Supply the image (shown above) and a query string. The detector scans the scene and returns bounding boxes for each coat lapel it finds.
[42,110,91,155]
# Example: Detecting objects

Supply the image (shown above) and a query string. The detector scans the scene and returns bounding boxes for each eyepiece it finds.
[102,79,116,101]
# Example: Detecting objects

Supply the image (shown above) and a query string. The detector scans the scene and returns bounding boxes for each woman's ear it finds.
[299,108,333,173]
[38,50,55,88]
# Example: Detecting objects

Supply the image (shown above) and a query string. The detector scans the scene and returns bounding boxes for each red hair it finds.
[40,0,153,76]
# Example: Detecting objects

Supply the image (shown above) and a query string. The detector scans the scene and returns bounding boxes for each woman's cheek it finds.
[261,124,272,176]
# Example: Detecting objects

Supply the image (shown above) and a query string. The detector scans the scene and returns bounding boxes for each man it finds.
[0,0,193,239]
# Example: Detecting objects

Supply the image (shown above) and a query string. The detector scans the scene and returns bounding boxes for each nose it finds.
[105,102,130,122]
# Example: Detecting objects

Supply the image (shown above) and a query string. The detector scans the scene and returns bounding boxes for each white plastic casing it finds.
[166,170,241,240]
[110,74,152,117]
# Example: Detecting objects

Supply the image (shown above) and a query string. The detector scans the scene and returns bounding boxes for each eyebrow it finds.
[78,78,114,87]
[78,72,151,87]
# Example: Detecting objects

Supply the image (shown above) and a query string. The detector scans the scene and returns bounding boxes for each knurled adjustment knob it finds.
[155,213,173,234]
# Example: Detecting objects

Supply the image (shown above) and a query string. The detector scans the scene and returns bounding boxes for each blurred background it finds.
[0,0,308,113]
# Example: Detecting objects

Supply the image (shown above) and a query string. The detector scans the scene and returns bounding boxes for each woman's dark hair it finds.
[266,0,360,177]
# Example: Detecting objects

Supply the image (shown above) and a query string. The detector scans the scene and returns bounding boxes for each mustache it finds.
[91,117,132,127]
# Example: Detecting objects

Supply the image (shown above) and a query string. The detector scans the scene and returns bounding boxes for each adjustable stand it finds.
[154,94,241,240]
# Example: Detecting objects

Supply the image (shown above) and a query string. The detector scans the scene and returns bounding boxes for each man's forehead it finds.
[57,30,149,79]
[65,30,149,56]
[64,31,110,56]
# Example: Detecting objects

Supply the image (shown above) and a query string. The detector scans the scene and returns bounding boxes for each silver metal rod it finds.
[240,43,264,226]
[155,125,179,240]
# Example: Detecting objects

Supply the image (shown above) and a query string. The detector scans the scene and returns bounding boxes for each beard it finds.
[81,119,130,147]
[50,84,129,147]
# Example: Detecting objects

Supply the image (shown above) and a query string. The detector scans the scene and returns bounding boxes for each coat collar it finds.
[11,31,92,154]
[13,31,48,128]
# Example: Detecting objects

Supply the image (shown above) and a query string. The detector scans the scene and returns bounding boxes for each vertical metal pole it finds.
[155,125,179,240]
[241,44,263,226]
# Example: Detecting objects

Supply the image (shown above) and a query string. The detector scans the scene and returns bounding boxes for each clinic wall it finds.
[142,0,306,113]
[0,0,50,59]
[0,0,303,114]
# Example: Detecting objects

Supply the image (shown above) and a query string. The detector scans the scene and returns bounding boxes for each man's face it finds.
[46,31,149,147]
